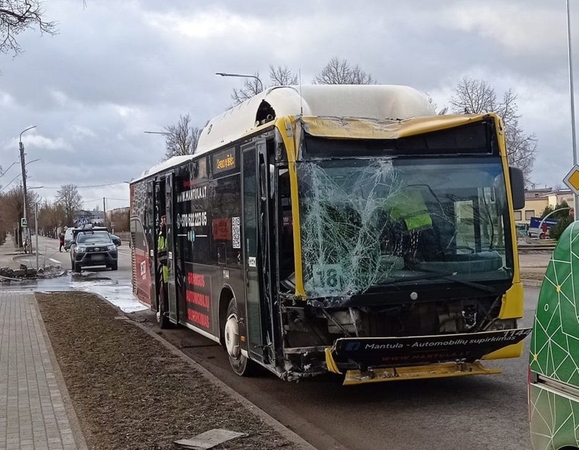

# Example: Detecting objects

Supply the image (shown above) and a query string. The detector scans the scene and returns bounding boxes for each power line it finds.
[37,181,130,189]
[0,173,22,192]
[84,197,128,203]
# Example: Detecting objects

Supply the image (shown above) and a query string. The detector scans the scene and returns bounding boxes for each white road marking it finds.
[49,258,61,263]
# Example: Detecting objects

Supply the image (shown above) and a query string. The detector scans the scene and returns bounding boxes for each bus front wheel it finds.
[224,298,255,376]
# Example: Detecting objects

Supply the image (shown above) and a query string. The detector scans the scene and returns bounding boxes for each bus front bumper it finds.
[323,328,531,385]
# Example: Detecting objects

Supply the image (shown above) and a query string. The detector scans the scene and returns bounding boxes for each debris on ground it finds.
[0,264,65,281]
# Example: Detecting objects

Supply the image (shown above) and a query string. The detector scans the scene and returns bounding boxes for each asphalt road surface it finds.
[14,234,132,290]
[21,235,541,450]
[156,288,539,450]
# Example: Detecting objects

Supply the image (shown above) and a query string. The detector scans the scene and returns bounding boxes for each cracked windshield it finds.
[298,155,512,297]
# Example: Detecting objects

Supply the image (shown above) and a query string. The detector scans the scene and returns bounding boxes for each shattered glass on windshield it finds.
[297,157,512,299]
[299,160,406,297]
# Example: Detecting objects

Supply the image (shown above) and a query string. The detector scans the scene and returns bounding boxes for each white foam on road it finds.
[76,281,148,313]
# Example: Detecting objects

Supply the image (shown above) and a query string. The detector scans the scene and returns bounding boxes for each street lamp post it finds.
[19,125,36,252]
[567,0,579,220]
[215,72,264,92]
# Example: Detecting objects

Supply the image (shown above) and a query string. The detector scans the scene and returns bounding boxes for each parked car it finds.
[529,221,579,449]
[63,227,75,251]
[70,227,118,272]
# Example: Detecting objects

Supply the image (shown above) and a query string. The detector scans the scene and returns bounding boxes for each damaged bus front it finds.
[279,114,530,385]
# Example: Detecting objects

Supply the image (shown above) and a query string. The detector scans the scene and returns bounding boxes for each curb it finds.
[33,294,89,450]
[127,317,318,450]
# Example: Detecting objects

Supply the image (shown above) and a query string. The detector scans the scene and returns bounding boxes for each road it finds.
[19,235,543,450]
[157,288,540,450]
[12,234,132,290]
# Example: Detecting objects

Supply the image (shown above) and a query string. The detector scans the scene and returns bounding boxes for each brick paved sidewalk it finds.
[0,291,86,450]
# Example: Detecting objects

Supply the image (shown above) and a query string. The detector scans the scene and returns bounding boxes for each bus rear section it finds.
[130,85,530,384]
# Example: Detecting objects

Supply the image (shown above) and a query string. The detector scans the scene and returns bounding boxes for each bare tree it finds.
[228,58,375,104]
[163,114,202,160]
[37,199,65,237]
[269,64,298,86]
[231,71,263,105]
[230,66,299,105]
[110,208,129,232]
[313,57,376,85]
[56,184,83,226]
[0,186,26,245]
[0,0,56,56]
[425,93,448,115]
[449,77,537,183]
[0,188,20,242]
[504,118,537,182]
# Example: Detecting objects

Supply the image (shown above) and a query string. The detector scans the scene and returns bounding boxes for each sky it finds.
[0,0,577,211]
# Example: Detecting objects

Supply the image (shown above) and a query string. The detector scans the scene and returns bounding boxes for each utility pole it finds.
[35,203,39,271]
[103,197,106,228]
[19,125,36,252]
[19,145,28,250]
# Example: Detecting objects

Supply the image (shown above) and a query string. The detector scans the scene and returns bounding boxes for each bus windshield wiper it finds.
[378,270,496,294]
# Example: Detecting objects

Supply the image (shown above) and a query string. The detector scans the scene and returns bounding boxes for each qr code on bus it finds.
[232,217,241,249]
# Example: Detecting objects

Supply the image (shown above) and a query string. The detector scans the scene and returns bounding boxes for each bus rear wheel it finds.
[224,298,256,376]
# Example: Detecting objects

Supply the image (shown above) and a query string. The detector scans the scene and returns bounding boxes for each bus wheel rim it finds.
[225,314,240,358]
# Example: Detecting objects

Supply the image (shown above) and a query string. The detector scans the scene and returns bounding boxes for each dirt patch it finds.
[36,292,299,450]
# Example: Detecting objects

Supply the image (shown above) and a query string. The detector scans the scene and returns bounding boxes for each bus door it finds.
[145,179,157,306]
[165,173,178,322]
[242,141,275,366]
[153,178,166,314]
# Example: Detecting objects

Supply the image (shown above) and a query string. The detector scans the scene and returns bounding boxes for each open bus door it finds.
[164,172,178,322]
[146,179,157,306]
[242,140,276,367]
[153,173,178,327]
[153,178,166,317]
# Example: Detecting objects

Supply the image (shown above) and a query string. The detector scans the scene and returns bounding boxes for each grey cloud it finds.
[0,0,576,208]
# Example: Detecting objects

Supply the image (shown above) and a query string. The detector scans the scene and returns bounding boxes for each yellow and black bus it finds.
[130,85,531,385]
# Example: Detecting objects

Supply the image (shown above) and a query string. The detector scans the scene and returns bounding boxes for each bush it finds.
[549,215,574,240]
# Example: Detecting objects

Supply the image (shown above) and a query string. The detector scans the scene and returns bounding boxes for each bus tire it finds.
[224,298,256,376]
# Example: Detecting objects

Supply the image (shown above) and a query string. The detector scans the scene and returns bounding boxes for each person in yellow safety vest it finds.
[385,186,435,261]
[388,187,433,232]
[157,215,169,284]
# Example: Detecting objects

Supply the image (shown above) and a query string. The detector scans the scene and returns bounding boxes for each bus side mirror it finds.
[509,167,525,211]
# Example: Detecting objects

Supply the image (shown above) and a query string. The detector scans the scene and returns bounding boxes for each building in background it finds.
[515,188,574,223]
[74,209,105,227]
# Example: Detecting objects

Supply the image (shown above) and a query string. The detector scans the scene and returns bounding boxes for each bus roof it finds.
[195,84,435,156]
[134,85,435,183]
[133,154,194,183]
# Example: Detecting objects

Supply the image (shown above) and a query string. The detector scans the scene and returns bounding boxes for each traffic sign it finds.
[20,217,27,228]
[564,165,579,195]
